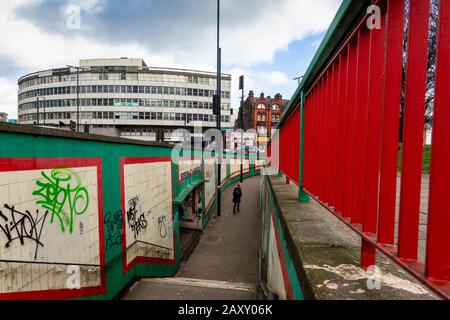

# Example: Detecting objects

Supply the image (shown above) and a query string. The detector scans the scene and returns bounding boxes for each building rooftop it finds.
[18,58,231,83]
[80,57,147,68]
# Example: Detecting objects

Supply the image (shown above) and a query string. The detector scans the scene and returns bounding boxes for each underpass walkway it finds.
[122,176,262,300]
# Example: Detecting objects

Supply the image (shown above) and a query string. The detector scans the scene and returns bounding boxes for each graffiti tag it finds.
[157,215,167,238]
[126,196,148,239]
[105,209,123,250]
[33,168,89,234]
[0,204,49,260]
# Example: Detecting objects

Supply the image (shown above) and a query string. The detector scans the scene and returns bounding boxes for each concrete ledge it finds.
[267,175,438,300]
[0,122,174,148]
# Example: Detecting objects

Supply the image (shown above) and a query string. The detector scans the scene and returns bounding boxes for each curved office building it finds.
[18,58,232,141]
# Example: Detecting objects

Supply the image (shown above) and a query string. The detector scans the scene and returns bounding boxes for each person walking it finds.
[232,184,242,215]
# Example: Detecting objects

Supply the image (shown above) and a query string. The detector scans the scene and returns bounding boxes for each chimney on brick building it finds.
[248,90,254,104]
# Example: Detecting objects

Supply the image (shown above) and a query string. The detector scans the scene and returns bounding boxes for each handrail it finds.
[277,0,450,299]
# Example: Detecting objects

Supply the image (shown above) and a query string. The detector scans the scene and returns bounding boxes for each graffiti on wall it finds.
[0,205,48,260]
[33,168,89,234]
[104,210,123,250]
[0,159,104,298]
[126,196,148,239]
[121,158,175,271]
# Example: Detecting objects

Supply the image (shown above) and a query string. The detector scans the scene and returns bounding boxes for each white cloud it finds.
[222,0,340,67]
[0,77,19,118]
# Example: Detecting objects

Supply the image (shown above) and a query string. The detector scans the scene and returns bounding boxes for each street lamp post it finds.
[216,0,222,217]
[42,97,46,126]
[36,97,40,126]
[239,75,244,183]
[67,65,81,132]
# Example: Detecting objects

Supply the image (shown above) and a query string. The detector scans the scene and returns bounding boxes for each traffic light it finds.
[69,120,76,132]
[156,128,165,143]
[212,94,220,115]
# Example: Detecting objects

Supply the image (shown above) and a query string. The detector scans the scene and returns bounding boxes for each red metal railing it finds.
[295,0,449,298]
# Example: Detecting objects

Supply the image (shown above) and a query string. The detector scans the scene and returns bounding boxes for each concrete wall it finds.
[262,172,437,300]
[260,173,303,300]
[0,123,264,300]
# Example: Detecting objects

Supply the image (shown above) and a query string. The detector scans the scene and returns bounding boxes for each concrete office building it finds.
[0,113,8,122]
[18,58,232,141]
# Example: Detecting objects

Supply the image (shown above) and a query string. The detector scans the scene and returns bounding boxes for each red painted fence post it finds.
[425,0,450,282]
[398,0,430,261]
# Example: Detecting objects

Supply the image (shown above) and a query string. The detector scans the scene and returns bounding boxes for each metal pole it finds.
[36,97,40,125]
[216,0,222,217]
[240,77,244,183]
[76,67,80,132]
[43,97,46,126]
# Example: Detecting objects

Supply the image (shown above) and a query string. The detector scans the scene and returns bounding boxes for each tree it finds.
[399,0,438,142]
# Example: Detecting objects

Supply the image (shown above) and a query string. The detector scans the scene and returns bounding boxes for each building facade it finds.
[0,113,7,122]
[18,58,232,141]
[239,91,288,143]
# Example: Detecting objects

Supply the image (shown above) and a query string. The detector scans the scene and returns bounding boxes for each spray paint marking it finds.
[33,168,89,234]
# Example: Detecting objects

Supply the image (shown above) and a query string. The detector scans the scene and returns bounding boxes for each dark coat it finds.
[232,186,242,203]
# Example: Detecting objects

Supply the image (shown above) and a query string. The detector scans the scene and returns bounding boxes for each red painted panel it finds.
[378,0,404,245]
[320,72,330,202]
[280,106,300,184]
[303,95,311,190]
[351,29,371,225]
[328,62,339,208]
[335,52,348,214]
[342,41,358,220]
[398,0,430,260]
[362,3,387,235]
[425,0,450,282]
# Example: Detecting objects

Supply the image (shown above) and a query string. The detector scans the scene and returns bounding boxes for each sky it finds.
[0,0,342,119]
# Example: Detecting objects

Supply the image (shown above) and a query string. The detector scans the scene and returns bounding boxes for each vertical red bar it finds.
[398,0,430,260]
[335,52,348,214]
[319,74,327,202]
[361,240,376,270]
[318,77,326,200]
[342,41,358,220]
[378,0,405,245]
[352,29,371,225]
[324,66,333,205]
[304,97,311,190]
[362,3,387,235]
[329,61,339,208]
[304,94,311,191]
[312,85,320,196]
[313,87,320,195]
[425,0,450,281]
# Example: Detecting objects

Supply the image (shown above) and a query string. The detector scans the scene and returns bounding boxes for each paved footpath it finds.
[122,176,262,300]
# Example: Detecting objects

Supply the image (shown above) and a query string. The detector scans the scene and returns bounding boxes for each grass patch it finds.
[398,145,431,174]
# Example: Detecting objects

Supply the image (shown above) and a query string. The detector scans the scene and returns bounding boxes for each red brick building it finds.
[237,91,288,143]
